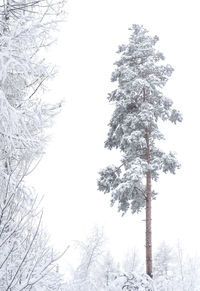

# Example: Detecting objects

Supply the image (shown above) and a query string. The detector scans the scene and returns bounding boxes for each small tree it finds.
[100,251,119,287]
[98,25,182,277]
[65,227,105,291]
[123,248,143,274]
[154,242,174,277]
[153,242,175,291]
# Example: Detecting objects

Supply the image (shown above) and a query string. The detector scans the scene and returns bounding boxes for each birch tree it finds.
[68,227,105,291]
[98,24,182,277]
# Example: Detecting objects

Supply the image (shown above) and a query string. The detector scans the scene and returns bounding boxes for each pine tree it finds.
[98,24,182,278]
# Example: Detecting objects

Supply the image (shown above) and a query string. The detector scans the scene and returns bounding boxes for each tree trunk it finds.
[145,128,153,278]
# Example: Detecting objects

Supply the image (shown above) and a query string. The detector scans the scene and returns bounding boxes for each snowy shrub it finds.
[99,273,156,291]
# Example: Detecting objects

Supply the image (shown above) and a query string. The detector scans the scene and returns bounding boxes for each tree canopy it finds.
[98,24,182,215]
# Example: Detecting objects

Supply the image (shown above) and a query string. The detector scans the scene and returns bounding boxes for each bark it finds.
[145,128,153,278]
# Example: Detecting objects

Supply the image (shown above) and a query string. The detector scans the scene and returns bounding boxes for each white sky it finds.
[28,0,200,270]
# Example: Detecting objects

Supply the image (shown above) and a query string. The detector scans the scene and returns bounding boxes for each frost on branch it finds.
[0,167,65,290]
[0,0,65,289]
[0,0,63,174]
[98,24,182,215]
[98,165,122,194]
[98,161,157,214]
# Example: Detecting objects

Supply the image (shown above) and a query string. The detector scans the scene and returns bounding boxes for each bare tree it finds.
[64,227,105,291]
[0,0,67,289]
[74,227,104,281]
[123,248,143,274]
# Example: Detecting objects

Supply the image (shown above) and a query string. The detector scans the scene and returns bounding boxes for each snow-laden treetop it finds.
[98,24,182,214]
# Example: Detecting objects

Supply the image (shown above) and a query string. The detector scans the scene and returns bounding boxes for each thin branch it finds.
[5,212,43,291]
[0,242,16,270]
[26,75,48,100]
[134,186,147,199]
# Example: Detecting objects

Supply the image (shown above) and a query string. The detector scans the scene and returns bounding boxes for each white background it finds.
[28,0,200,269]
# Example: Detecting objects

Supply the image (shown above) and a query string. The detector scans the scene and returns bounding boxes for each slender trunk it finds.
[143,87,153,278]
[145,128,153,278]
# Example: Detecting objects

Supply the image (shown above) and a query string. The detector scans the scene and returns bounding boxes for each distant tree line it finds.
[63,228,200,291]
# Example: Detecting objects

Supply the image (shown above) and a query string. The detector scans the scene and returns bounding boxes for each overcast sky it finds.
[28,0,200,269]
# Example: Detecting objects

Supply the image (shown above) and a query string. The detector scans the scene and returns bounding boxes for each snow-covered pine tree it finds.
[98,24,182,278]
